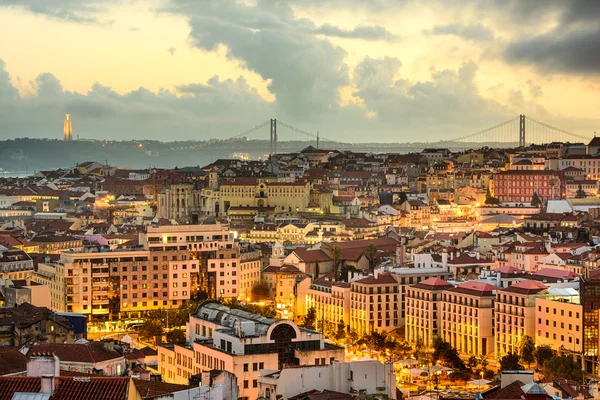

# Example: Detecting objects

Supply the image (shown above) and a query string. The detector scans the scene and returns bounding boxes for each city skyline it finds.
[0,0,598,142]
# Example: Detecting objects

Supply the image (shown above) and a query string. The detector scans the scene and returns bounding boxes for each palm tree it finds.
[364,243,378,272]
[332,245,342,281]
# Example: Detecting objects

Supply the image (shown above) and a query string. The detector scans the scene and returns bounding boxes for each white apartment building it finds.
[306,276,351,332]
[258,360,397,400]
[441,281,496,356]
[535,288,582,353]
[168,301,344,400]
[406,278,453,347]
[495,280,548,357]
[350,273,400,336]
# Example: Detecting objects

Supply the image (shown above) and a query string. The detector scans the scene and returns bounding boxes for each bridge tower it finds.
[270,118,277,155]
[519,114,526,147]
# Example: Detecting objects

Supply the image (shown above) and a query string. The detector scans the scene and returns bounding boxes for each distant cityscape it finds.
[0,138,599,399]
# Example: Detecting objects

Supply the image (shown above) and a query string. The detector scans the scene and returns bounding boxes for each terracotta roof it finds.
[411,277,453,290]
[132,379,194,399]
[289,389,353,400]
[501,279,547,295]
[292,248,331,263]
[448,281,496,296]
[493,265,522,275]
[262,264,303,274]
[484,380,524,399]
[51,377,128,400]
[27,342,123,364]
[353,274,397,285]
[532,268,578,280]
[0,377,41,400]
[0,347,28,376]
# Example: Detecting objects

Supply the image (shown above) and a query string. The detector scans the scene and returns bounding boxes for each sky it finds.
[0,0,598,143]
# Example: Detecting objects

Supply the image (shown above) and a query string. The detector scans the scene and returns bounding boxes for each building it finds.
[168,300,344,400]
[262,264,306,317]
[0,303,74,346]
[581,272,600,374]
[27,341,126,376]
[440,281,495,356]
[405,278,453,347]
[535,288,582,354]
[306,276,351,334]
[350,273,400,336]
[495,280,548,357]
[258,360,397,400]
[492,170,563,203]
[0,247,34,280]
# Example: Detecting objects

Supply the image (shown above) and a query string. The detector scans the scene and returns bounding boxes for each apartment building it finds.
[492,170,563,203]
[239,247,262,301]
[0,247,34,280]
[262,264,306,316]
[495,280,548,357]
[535,288,582,353]
[171,301,344,400]
[306,277,351,333]
[350,273,400,336]
[406,278,453,347]
[32,224,235,319]
[441,281,496,356]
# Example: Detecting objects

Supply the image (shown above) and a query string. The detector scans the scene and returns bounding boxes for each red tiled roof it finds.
[293,248,331,263]
[52,377,128,400]
[533,268,578,280]
[501,279,547,295]
[449,281,496,296]
[0,347,28,376]
[132,378,194,399]
[28,342,123,364]
[411,277,453,290]
[353,274,397,285]
[0,377,41,400]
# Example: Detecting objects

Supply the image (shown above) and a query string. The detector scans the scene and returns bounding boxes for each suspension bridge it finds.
[216,115,592,154]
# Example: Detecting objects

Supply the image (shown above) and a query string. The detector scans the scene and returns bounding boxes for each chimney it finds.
[103,339,115,352]
[442,252,448,270]
[476,252,480,260]
[40,375,54,393]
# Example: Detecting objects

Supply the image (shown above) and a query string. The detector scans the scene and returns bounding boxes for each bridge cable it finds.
[450,116,520,142]
[225,120,271,140]
[277,120,340,144]
[525,116,591,142]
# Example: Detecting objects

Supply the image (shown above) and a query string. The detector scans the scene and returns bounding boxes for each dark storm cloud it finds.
[0,0,105,23]
[314,23,399,41]
[429,24,494,42]
[505,28,600,75]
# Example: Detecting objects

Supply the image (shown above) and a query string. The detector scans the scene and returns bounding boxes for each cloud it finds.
[0,0,106,23]
[429,23,494,42]
[504,27,600,75]
[314,23,399,41]
[165,0,349,119]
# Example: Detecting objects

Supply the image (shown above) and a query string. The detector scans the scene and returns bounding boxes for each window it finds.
[253,380,258,388]
[243,380,249,389]
[243,363,248,372]
[253,363,258,371]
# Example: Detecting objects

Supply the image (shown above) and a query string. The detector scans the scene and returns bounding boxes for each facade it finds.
[495,280,548,357]
[406,278,453,347]
[581,273,600,374]
[535,292,582,353]
[219,178,311,216]
[350,273,400,336]
[0,248,34,280]
[258,360,397,400]
[440,281,495,356]
[306,277,351,334]
[492,170,563,203]
[167,301,344,400]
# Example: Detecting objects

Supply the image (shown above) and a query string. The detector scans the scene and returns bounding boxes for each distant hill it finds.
[0,137,517,172]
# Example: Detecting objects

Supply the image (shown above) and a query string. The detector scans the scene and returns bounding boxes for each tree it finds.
[519,335,535,368]
[540,355,584,382]
[303,307,317,330]
[340,264,358,282]
[467,355,479,372]
[139,319,164,342]
[479,355,489,371]
[250,280,271,302]
[534,345,555,368]
[166,328,186,344]
[500,352,523,371]
[413,337,424,361]
[485,188,499,205]
[549,178,558,199]
[576,184,587,198]
[346,330,359,345]
[331,246,342,281]
[531,192,543,208]
[432,337,465,370]
[399,192,408,205]
[391,341,413,361]
[364,243,378,272]
[335,320,346,341]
